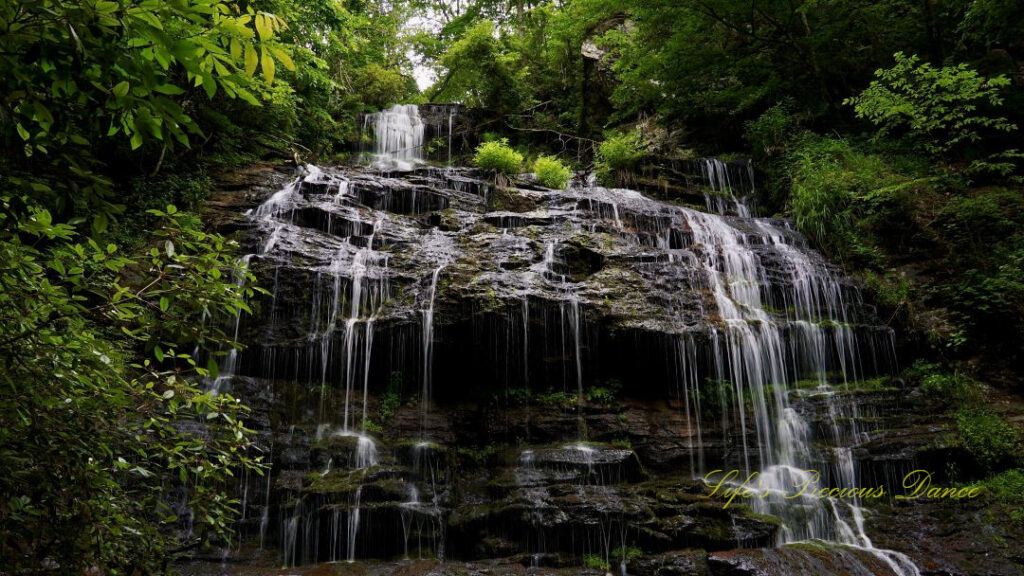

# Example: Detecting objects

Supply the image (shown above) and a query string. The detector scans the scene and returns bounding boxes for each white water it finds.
[364,104,424,171]
[420,264,445,433]
[682,195,918,575]
[243,149,914,572]
[700,158,753,217]
[260,166,393,567]
[347,486,362,562]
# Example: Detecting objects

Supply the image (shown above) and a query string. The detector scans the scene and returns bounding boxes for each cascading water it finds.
[677,195,919,575]
[364,104,424,171]
[210,123,927,574]
[698,158,755,217]
[420,263,445,435]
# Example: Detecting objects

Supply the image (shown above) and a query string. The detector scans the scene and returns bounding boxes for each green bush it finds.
[474,138,523,179]
[957,408,1021,470]
[536,390,577,407]
[506,387,532,405]
[745,100,799,160]
[583,554,610,571]
[587,379,621,404]
[979,468,1024,526]
[863,270,911,315]
[533,155,573,189]
[615,546,644,561]
[596,130,646,186]
[845,52,1016,157]
[789,135,923,264]
[905,362,982,405]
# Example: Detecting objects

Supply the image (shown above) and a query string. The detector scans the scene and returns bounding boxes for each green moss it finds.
[974,469,1024,526]
[306,469,369,494]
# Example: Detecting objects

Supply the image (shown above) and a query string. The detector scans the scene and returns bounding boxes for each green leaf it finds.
[154,84,185,95]
[255,14,272,41]
[269,46,295,71]
[16,123,30,141]
[260,47,275,84]
[154,346,165,362]
[201,73,216,99]
[236,87,260,106]
[244,44,258,77]
[159,296,169,311]
[113,81,130,98]
[92,213,108,234]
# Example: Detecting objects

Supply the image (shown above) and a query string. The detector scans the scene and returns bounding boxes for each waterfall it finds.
[420,263,445,435]
[447,107,454,165]
[347,486,362,563]
[566,295,585,440]
[699,158,754,217]
[364,104,424,171]
[679,195,918,575]
[216,157,926,574]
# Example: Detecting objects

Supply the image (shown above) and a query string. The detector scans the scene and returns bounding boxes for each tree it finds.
[845,52,1016,157]
[0,204,263,572]
[0,1,283,570]
[1,0,295,223]
[433,20,526,113]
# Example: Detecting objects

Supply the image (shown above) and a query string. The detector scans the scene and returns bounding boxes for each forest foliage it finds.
[1,0,1023,571]
[0,0,416,571]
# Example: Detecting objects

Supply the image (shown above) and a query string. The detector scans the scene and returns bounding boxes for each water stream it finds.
[214,105,917,575]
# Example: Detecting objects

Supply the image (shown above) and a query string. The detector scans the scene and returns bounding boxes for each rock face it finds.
[196,145,1013,576]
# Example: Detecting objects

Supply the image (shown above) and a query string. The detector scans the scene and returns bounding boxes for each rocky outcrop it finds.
[192,160,1019,576]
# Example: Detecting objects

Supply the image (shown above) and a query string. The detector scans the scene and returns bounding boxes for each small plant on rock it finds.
[583,554,610,571]
[533,155,573,189]
[596,130,646,186]
[474,138,523,187]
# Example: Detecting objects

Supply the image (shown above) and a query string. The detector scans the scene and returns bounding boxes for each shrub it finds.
[587,379,621,404]
[863,270,911,315]
[745,100,799,160]
[788,134,919,264]
[845,52,1016,157]
[596,130,645,186]
[536,390,577,407]
[378,372,403,423]
[614,546,644,561]
[506,387,532,405]
[583,554,610,571]
[533,155,573,189]
[957,408,1021,470]
[474,138,523,182]
[979,468,1024,526]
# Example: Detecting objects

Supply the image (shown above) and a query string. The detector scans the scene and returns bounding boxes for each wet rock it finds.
[631,550,709,576]
[201,156,917,572]
[708,543,903,576]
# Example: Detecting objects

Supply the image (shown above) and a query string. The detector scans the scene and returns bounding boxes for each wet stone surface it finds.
[193,151,1018,576]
